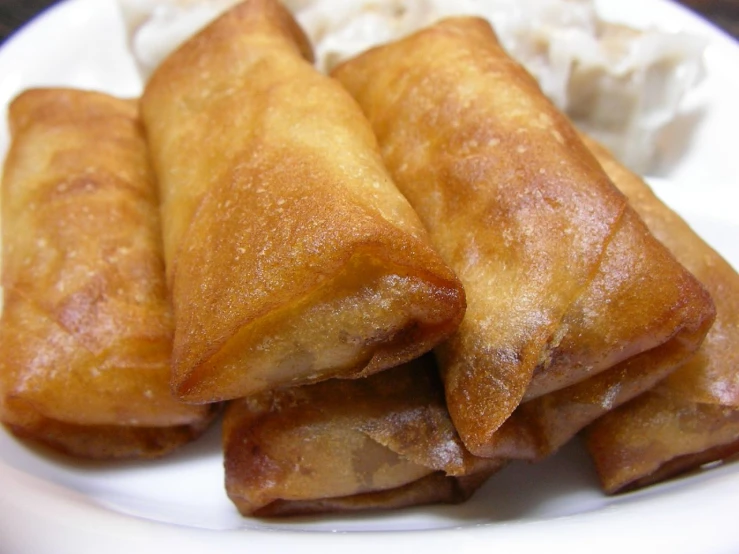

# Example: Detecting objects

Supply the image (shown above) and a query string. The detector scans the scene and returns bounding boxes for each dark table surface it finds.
[0,0,738,46]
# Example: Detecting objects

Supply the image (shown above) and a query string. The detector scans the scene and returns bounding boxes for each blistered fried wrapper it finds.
[141,0,465,404]
[583,137,739,493]
[0,89,216,459]
[224,355,502,516]
[333,17,715,459]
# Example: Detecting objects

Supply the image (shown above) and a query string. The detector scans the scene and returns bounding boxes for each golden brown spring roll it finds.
[224,355,502,517]
[333,17,715,457]
[583,137,739,493]
[0,88,216,459]
[141,0,465,404]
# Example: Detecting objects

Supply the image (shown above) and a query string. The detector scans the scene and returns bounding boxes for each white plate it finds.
[1,1,738,553]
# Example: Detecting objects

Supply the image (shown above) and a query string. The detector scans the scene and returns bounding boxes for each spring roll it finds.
[583,137,739,493]
[333,17,715,457]
[0,89,216,459]
[141,0,466,404]
[224,355,502,516]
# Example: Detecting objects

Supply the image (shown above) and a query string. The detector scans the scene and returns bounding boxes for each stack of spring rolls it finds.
[0,0,736,516]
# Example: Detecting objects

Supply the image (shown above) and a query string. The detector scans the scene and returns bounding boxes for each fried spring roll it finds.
[333,17,715,457]
[224,355,502,517]
[583,137,739,493]
[141,0,466,404]
[0,89,215,459]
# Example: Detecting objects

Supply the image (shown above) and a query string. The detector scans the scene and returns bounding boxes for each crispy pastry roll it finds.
[0,89,215,459]
[141,0,465,404]
[224,355,502,517]
[333,17,715,457]
[583,137,739,493]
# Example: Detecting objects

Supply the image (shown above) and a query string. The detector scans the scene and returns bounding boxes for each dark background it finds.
[0,0,59,43]
[0,0,737,46]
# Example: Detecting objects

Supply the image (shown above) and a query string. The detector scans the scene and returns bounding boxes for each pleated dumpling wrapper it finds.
[0,89,216,459]
[583,137,739,493]
[333,17,715,457]
[141,0,466,403]
[224,355,502,517]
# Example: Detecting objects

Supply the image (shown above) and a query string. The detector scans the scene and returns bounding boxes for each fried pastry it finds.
[141,0,465,404]
[333,17,715,457]
[0,88,215,459]
[224,355,501,516]
[583,137,739,493]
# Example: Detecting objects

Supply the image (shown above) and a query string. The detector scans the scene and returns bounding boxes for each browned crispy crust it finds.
[248,471,495,517]
[3,397,218,460]
[587,390,739,493]
[333,17,715,457]
[0,88,215,459]
[582,136,739,493]
[223,356,502,516]
[141,0,466,404]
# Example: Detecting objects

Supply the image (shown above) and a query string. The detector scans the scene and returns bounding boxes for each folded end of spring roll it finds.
[475,133,719,463]
[332,16,714,459]
[583,135,739,407]
[488,312,716,462]
[0,88,215,458]
[586,389,739,494]
[487,206,716,461]
[580,137,739,493]
[223,356,502,517]
[142,0,466,404]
